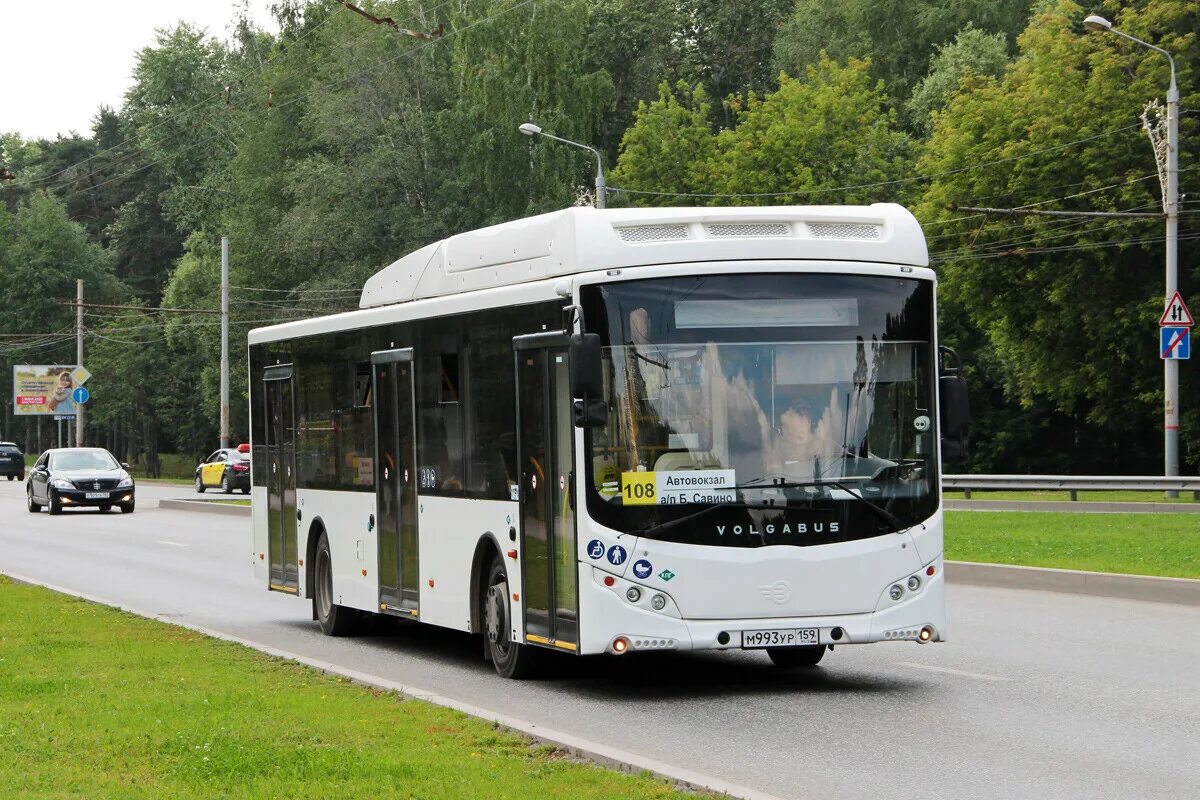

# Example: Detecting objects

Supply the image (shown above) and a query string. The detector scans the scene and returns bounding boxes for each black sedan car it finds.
[27,447,135,515]
[0,441,23,481]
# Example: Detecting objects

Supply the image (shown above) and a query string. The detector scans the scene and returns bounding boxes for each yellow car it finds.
[195,444,251,494]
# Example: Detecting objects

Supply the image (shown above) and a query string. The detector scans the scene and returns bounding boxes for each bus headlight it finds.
[889,584,904,602]
[651,593,667,611]
[907,575,921,592]
[625,587,641,603]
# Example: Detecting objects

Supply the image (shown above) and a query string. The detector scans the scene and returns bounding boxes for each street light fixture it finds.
[518,121,607,209]
[1084,13,1182,488]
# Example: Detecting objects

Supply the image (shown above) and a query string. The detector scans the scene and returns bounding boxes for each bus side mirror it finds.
[569,333,607,428]
[938,374,970,463]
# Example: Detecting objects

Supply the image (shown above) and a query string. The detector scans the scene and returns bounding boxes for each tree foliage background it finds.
[0,0,1196,475]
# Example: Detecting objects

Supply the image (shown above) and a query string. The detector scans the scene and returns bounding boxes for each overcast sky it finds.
[1,0,279,141]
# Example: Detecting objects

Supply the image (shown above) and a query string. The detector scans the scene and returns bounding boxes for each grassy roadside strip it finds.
[944,511,1199,579]
[0,577,696,800]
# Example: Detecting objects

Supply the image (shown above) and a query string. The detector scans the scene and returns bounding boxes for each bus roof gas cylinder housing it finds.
[357,205,928,309]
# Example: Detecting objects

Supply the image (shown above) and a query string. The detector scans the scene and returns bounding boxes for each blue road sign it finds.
[71,386,90,404]
[1161,327,1191,360]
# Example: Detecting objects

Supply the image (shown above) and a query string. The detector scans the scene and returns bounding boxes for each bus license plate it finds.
[85,492,108,499]
[742,628,819,649]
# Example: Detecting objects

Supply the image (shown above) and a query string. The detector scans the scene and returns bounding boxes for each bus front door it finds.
[263,366,298,594]
[514,335,578,652]
[372,349,419,618]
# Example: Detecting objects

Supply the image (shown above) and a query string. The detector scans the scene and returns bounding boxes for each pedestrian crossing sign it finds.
[1161,327,1190,360]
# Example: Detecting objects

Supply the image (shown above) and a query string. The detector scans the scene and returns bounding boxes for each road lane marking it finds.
[158,540,187,547]
[895,661,1011,682]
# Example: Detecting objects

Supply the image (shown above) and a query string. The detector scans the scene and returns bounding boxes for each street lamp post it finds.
[518,122,607,209]
[1085,14,1181,488]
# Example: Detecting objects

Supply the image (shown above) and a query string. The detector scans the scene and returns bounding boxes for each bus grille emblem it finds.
[760,581,791,604]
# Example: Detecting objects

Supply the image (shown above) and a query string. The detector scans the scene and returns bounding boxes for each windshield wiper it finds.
[621,500,779,539]
[735,477,910,533]
[623,479,910,540]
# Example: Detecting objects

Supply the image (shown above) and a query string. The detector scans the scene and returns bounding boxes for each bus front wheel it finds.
[314,534,360,636]
[484,556,537,679]
[767,645,826,668]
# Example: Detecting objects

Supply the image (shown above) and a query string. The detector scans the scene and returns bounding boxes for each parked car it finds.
[195,444,251,494]
[27,447,135,515]
[0,441,24,481]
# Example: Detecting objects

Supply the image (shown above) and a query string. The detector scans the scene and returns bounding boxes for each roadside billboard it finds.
[12,365,85,416]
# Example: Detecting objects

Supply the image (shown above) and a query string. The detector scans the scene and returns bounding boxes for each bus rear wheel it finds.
[767,645,826,668]
[314,534,359,636]
[483,556,537,679]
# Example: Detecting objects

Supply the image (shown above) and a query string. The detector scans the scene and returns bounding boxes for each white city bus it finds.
[248,204,967,678]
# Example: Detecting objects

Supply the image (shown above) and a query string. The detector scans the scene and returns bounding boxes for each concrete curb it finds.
[946,560,1200,606]
[157,498,250,516]
[946,499,1200,513]
[0,571,786,800]
[155,500,1198,606]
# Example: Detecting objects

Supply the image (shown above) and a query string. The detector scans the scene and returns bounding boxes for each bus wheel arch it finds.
[469,533,504,640]
[304,517,327,602]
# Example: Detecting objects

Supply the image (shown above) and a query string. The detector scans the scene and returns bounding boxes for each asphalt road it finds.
[1,478,1197,800]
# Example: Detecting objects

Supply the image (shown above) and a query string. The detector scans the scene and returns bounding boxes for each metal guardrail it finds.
[944,474,1200,501]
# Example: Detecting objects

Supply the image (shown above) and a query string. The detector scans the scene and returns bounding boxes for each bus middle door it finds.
[514,333,578,652]
[372,349,420,618]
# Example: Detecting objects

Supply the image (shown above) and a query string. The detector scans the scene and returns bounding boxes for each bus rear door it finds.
[263,365,298,594]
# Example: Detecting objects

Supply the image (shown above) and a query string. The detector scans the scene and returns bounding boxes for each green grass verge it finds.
[945,490,1199,503]
[944,511,1200,579]
[0,577,696,799]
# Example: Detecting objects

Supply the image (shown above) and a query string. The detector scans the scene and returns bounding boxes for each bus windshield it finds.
[580,273,938,547]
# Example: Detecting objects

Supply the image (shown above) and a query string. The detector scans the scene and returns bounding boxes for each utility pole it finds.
[76,279,84,447]
[220,236,230,449]
[1163,81,1180,495]
[1084,12,1183,493]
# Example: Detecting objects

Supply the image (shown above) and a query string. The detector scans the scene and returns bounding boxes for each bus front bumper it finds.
[579,560,947,656]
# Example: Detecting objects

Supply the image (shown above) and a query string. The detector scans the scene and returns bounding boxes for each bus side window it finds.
[418,322,465,494]
[354,363,372,407]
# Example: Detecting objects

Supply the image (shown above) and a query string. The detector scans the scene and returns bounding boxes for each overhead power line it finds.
[948,205,1165,219]
[56,301,221,315]
[608,123,1146,201]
